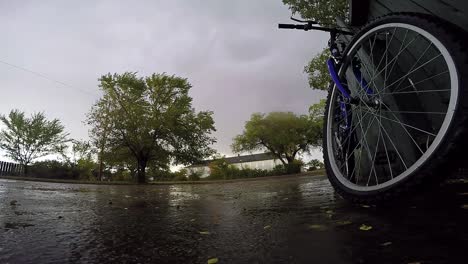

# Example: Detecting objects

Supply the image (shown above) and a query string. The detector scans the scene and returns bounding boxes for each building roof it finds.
[187,153,276,168]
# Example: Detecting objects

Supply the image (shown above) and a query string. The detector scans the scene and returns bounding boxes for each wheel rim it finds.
[326,23,458,192]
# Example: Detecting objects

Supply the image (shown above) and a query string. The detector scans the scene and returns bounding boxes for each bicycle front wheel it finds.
[324,14,468,203]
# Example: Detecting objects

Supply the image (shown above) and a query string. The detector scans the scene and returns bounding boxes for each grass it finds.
[0,169,326,186]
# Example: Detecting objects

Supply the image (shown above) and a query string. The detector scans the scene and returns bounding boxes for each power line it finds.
[0,58,98,98]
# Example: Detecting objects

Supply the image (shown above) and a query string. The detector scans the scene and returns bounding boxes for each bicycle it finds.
[279,14,468,203]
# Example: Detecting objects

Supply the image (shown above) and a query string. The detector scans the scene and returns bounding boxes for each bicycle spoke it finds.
[374,115,408,170]
[338,108,375,172]
[379,114,394,179]
[363,109,436,137]
[379,53,443,95]
[380,110,446,115]
[384,29,409,87]
[367,118,381,186]
[391,41,433,93]
[359,32,419,92]
[383,71,449,95]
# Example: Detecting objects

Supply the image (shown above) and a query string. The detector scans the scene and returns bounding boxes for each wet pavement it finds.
[1,175,467,264]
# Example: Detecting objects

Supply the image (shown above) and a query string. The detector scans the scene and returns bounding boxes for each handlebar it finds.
[278,23,353,35]
[278,23,306,30]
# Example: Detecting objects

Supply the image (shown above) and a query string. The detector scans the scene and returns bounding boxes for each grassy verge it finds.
[0,169,326,186]
[0,176,135,185]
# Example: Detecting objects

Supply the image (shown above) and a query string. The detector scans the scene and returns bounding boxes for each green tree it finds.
[86,98,112,181]
[0,110,69,174]
[307,159,324,170]
[87,72,216,183]
[231,111,321,166]
[282,0,348,26]
[64,140,96,180]
[309,99,326,149]
[65,139,94,165]
[304,49,330,91]
[282,1,349,91]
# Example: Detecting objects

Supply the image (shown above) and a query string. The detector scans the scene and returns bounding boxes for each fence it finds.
[0,161,24,176]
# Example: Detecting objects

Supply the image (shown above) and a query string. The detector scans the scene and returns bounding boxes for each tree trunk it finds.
[98,156,103,181]
[22,164,28,176]
[137,159,147,184]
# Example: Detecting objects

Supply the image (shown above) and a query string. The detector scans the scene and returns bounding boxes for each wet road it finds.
[1,175,467,264]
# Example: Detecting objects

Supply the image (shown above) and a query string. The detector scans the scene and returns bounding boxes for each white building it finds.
[186,153,282,178]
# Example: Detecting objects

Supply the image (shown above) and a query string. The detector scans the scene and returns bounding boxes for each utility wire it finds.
[0,58,98,97]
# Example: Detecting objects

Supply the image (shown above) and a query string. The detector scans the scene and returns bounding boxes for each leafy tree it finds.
[86,98,112,181]
[308,99,326,149]
[282,0,348,91]
[304,49,330,91]
[64,140,94,165]
[231,111,321,166]
[208,158,231,180]
[0,110,69,174]
[282,0,348,26]
[307,159,324,170]
[63,140,96,180]
[87,72,216,183]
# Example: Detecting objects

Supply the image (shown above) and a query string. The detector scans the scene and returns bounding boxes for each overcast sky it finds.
[0,0,327,159]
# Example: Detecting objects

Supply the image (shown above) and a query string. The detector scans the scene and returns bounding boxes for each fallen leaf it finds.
[359,224,373,231]
[207,258,218,264]
[381,242,392,246]
[307,224,327,231]
[264,225,271,230]
[199,231,210,235]
[336,220,352,226]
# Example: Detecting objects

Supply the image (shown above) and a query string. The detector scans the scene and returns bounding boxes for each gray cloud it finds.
[0,0,328,157]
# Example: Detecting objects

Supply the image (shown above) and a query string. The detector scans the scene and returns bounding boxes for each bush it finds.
[272,164,286,175]
[188,170,201,181]
[285,159,303,174]
[206,158,305,180]
[307,159,324,171]
[208,158,230,179]
[113,169,133,182]
[29,160,79,180]
[29,160,99,180]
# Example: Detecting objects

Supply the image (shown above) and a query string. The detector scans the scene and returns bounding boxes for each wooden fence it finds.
[0,161,23,176]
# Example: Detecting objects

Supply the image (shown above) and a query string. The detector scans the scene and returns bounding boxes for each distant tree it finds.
[304,49,330,91]
[231,111,322,167]
[307,159,324,170]
[282,0,348,26]
[65,140,94,165]
[0,110,69,174]
[208,158,230,180]
[87,98,112,181]
[87,72,216,183]
[309,99,326,149]
[63,140,96,180]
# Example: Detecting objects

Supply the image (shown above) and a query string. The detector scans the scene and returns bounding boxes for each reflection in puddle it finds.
[168,186,200,207]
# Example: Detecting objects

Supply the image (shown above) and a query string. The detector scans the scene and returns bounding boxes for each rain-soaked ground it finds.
[1,174,467,264]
